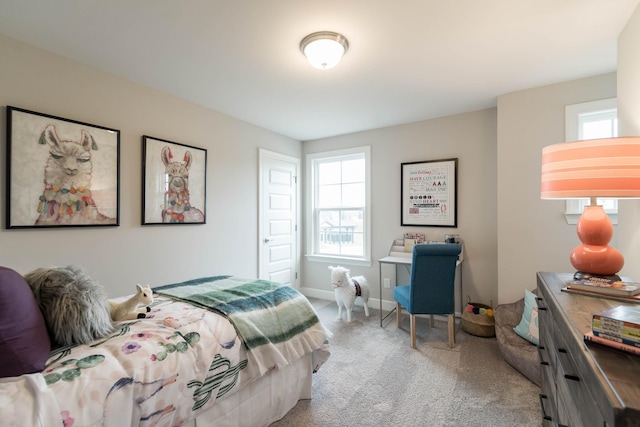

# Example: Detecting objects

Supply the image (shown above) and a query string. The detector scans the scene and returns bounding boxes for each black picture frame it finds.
[401,158,458,227]
[6,106,120,228]
[142,135,207,225]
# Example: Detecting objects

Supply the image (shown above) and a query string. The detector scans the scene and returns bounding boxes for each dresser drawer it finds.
[555,331,606,426]
[539,393,555,427]
[537,295,557,372]
[540,365,557,425]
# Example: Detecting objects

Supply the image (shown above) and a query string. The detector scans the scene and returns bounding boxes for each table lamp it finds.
[541,137,640,279]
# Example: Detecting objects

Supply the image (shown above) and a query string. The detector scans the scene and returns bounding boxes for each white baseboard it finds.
[299,286,398,312]
[298,286,463,318]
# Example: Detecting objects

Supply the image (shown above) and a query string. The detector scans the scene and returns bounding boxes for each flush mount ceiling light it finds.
[300,31,349,70]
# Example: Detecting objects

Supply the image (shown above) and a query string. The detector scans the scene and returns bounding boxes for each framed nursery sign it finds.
[6,106,120,229]
[142,135,207,225]
[401,158,457,227]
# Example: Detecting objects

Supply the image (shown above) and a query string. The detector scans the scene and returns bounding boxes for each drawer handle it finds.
[535,297,548,310]
[537,345,549,366]
[538,394,553,421]
[557,348,580,382]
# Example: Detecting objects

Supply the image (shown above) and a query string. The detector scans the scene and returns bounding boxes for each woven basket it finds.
[461,299,495,337]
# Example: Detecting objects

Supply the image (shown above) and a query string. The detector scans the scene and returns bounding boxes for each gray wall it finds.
[301,109,498,308]
[301,72,621,309]
[618,5,640,282]
[0,34,301,298]
[496,73,617,303]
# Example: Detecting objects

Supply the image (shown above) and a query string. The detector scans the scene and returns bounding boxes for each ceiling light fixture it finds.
[300,31,349,70]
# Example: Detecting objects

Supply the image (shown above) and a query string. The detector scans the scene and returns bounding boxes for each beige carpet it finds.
[271,297,541,427]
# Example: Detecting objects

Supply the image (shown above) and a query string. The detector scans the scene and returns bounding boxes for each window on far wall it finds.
[305,146,371,266]
[564,98,618,225]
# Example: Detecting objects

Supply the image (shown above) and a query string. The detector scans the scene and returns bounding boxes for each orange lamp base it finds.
[570,205,624,277]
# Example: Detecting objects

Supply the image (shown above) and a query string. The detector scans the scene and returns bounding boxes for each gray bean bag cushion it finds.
[494,297,541,386]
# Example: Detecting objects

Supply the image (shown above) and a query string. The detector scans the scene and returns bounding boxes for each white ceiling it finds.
[0,1,638,141]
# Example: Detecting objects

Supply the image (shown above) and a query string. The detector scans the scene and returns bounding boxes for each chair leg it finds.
[396,301,402,328]
[430,314,434,328]
[448,314,455,348]
[410,314,416,349]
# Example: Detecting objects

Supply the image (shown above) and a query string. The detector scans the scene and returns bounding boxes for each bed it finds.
[0,270,331,427]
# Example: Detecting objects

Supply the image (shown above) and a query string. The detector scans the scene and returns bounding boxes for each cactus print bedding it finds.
[0,278,331,427]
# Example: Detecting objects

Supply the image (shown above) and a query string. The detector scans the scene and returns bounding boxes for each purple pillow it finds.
[0,266,51,377]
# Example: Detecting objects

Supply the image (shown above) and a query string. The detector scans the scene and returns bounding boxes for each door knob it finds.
[264,238,271,243]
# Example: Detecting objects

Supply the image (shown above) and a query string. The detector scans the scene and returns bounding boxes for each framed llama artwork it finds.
[142,135,207,225]
[6,106,120,229]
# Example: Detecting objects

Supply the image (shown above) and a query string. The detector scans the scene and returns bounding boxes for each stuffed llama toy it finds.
[109,284,154,321]
[329,265,370,322]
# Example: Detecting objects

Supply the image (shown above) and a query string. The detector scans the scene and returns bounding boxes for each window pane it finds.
[318,184,341,207]
[340,209,363,256]
[342,183,365,206]
[308,147,369,262]
[341,158,364,183]
[583,119,615,139]
[318,161,341,185]
[566,102,618,215]
[599,198,616,210]
[582,109,617,211]
[317,209,364,257]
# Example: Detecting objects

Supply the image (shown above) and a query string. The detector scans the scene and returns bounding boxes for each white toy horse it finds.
[109,284,153,321]
[329,266,370,322]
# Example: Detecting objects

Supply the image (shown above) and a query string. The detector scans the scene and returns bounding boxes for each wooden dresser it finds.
[537,272,640,426]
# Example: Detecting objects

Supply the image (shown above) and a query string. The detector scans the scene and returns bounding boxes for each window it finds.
[306,146,371,266]
[564,98,618,224]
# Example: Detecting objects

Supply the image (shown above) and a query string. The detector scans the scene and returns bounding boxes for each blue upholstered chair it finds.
[394,243,462,349]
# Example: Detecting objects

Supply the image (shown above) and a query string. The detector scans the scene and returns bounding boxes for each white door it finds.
[259,149,299,287]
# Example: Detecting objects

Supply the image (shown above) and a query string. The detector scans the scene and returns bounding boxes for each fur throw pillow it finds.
[24,265,114,347]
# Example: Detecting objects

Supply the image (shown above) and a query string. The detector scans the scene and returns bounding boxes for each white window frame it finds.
[305,146,371,267]
[564,98,618,225]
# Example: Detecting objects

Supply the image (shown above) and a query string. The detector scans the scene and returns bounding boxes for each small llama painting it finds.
[6,107,120,228]
[142,136,207,225]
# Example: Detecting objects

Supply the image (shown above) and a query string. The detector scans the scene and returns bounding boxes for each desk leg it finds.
[379,261,399,327]
[379,261,383,327]
[459,267,463,316]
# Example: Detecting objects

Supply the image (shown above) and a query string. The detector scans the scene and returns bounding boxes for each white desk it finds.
[378,255,462,327]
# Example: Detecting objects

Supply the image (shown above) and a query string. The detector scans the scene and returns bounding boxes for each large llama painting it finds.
[7,107,120,228]
[142,136,206,225]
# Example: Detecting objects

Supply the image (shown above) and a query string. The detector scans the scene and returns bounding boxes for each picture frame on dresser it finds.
[5,106,120,229]
[401,158,457,227]
[142,135,207,225]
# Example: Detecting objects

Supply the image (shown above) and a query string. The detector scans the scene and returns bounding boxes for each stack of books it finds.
[584,305,640,356]
[563,277,640,301]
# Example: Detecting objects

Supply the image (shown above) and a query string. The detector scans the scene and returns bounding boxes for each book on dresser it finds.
[566,277,640,296]
[584,331,640,356]
[592,305,640,346]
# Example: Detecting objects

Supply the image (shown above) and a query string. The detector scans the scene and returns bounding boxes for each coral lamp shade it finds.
[541,137,640,199]
[541,136,640,277]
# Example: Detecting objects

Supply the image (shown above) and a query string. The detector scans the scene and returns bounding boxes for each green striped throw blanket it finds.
[154,275,331,375]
